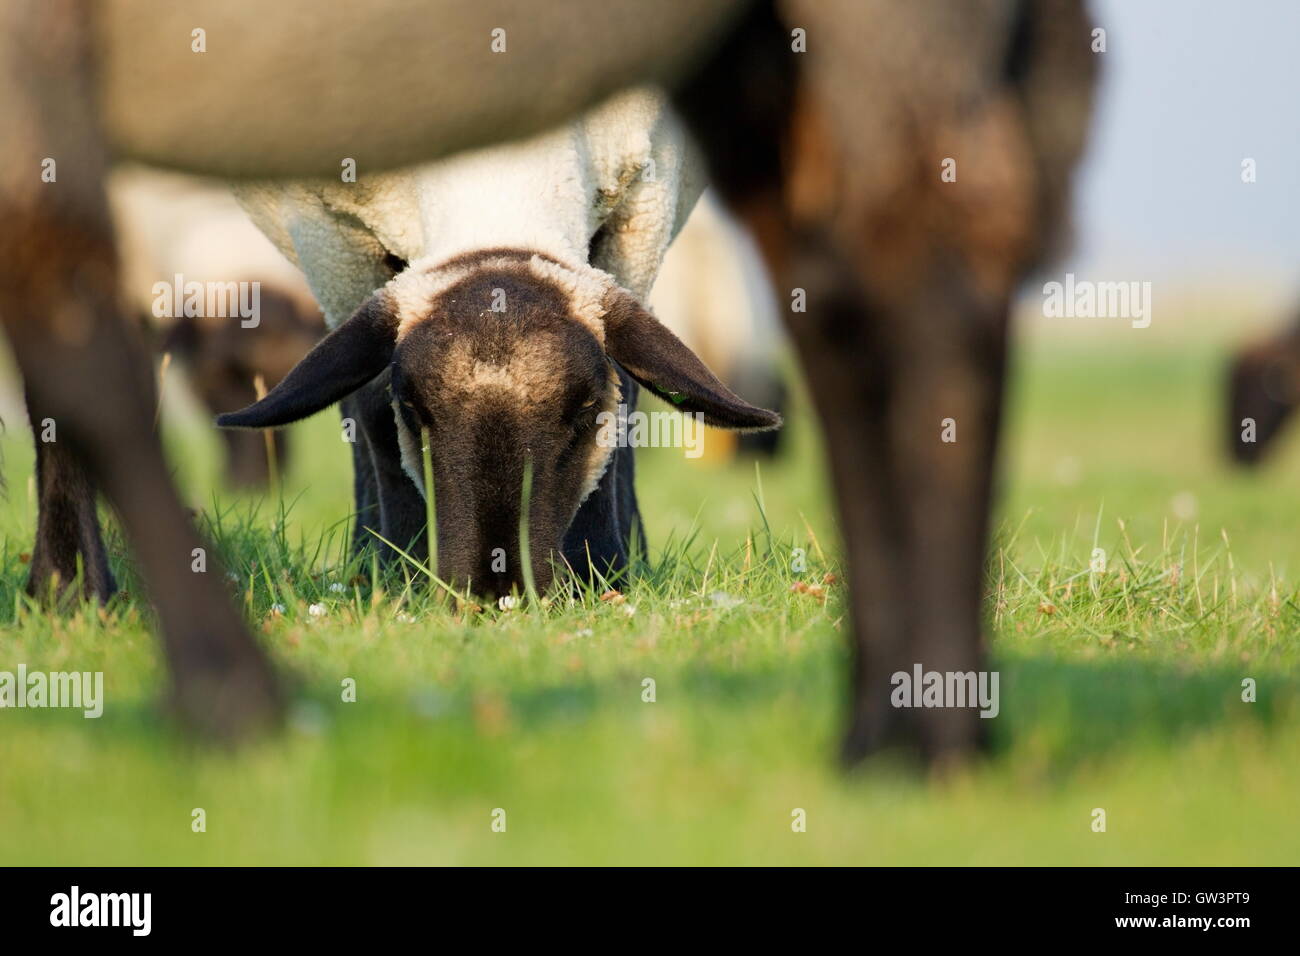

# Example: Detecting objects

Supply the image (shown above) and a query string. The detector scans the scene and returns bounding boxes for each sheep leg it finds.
[24,386,117,603]
[220,427,286,490]
[778,248,1009,766]
[561,373,641,586]
[826,0,1093,763]
[561,446,634,588]
[781,235,926,759]
[0,0,280,739]
[671,5,922,759]
[342,393,381,556]
[743,217,1005,766]
[351,373,429,565]
[675,0,1049,765]
[2,251,283,738]
[199,374,278,489]
[665,2,894,757]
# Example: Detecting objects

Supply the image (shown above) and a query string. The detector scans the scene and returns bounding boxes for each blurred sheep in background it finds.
[108,167,325,487]
[1228,303,1300,466]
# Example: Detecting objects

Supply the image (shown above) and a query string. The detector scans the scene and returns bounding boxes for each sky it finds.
[1065,0,1300,295]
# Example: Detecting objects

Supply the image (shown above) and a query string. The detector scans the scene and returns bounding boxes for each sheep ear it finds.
[602,291,782,430]
[216,293,398,429]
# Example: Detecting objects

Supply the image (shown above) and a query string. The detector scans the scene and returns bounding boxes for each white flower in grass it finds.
[498,595,518,611]
[621,604,637,617]
[329,582,346,594]
[270,603,286,615]
[308,603,327,617]
[396,612,416,624]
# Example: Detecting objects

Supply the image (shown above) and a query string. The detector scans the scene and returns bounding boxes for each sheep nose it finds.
[478,572,519,602]
[441,545,555,602]
[472,564,553,603]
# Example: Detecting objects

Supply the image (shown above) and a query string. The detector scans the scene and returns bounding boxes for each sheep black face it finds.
[388,271,620,597]
[217,250,781,599]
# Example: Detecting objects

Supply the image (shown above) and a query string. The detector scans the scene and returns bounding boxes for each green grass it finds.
[1,317,1298,865]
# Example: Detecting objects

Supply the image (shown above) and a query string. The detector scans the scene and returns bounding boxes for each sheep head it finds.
[217,249,780,599]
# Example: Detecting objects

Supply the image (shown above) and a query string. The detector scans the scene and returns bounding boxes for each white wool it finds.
[233,86,701,331]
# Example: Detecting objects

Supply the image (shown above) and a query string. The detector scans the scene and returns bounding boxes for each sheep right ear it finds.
[216,293,398,429]
[601,289,782,431]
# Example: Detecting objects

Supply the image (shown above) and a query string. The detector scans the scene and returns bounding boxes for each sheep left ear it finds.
[216,292,398,429]
[601,290,781,431]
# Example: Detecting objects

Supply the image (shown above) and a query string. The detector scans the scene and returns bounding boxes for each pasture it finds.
[1,296,1297,865]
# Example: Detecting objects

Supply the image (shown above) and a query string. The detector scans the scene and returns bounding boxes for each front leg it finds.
[342,392,381,557]
[562,372,642,587]
[350,372,428,565]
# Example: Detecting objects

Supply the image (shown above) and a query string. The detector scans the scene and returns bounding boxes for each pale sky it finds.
[1064,0,1300,294]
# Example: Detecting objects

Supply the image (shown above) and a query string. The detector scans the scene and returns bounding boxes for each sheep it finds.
[1227,308,1300,465]
[0,0,1095,763]
[109,166,326,488]
[216,88,780,599]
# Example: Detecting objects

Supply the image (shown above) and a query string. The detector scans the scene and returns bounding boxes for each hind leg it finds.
[24,387,117,603]
[675,0,1079,764]
[3,256,282,737]
[0,0,280,738]
[349,373,428,565]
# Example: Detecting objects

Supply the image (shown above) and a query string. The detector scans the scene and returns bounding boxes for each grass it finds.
[1,311,1298,865]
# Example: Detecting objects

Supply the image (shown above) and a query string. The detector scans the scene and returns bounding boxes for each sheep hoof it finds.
[165,645,284,744]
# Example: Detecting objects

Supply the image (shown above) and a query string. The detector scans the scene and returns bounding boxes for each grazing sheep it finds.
[109,166,326,488]
[218,88,780,598]
[160,289,325,488]
[1228,309,1300,464]
[1,0,1095,763]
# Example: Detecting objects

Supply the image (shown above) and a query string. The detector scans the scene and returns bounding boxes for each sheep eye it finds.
[396,398,425,433]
